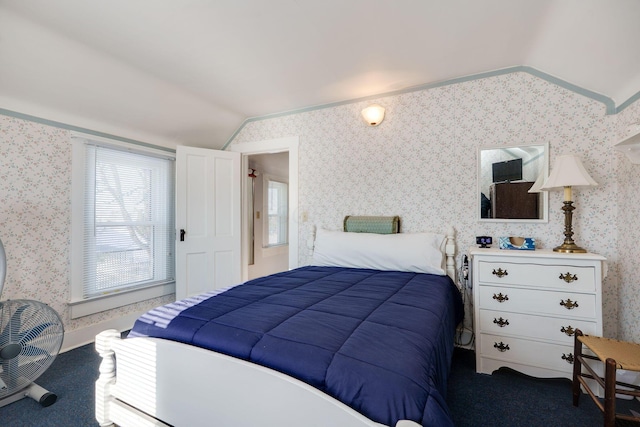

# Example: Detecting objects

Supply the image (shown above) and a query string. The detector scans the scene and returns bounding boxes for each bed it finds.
[95,225,463,427]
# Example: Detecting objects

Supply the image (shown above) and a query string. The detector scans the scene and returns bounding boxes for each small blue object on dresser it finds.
[499,236,536,250]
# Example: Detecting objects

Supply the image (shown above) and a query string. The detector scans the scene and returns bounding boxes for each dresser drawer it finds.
[479,309,597,345]
[479,285,596,319]
[479,333,575,374]
[477,260,595,292]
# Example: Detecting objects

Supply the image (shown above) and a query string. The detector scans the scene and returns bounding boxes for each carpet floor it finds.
[447,348,640,427]
[1,344,638,426]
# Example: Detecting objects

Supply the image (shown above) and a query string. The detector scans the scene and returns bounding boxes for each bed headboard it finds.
[343,216,400,234]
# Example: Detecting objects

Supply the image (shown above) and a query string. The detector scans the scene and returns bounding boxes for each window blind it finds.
[82,145,175,299]
[266,179,288,246]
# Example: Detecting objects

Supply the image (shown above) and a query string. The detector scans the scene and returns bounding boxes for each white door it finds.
[176,146,241,300]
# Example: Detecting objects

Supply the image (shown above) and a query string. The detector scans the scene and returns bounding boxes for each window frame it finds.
[263,175,288,248]
[69,133,175,319]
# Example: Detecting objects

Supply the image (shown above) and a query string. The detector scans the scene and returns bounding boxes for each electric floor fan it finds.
[0,237,64,407]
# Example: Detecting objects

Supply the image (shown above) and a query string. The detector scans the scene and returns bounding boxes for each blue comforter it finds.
[131,266,463,426]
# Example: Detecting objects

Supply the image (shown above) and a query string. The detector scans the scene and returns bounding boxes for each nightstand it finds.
[470,247,606,379]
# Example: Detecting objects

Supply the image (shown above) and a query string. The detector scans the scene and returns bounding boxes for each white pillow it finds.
[311,229,446,275]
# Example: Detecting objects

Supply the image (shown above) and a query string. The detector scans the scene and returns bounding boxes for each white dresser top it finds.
[469,247,606,261]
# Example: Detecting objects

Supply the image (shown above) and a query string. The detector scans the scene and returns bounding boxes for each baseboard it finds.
[60,311,144,353]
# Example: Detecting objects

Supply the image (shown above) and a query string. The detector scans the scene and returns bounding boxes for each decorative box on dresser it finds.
[470,247,606,379]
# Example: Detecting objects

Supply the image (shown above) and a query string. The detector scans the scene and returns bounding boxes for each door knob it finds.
[180,229,186,242]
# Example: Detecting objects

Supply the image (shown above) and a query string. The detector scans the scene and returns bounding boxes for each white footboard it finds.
[95,330,420,427]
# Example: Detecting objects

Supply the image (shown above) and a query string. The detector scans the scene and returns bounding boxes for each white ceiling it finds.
[1,0,639,149]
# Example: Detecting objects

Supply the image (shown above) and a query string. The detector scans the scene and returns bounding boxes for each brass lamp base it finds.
[553,200,588,254]
[553,242,587,253]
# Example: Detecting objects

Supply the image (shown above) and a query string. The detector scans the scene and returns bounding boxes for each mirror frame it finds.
[477,142,549,223]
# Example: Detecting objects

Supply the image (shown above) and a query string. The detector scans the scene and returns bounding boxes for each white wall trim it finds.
[69,282,175,319]
[60,310,144,353]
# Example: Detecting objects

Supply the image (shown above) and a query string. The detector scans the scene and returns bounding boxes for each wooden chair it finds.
[572,329,640,427]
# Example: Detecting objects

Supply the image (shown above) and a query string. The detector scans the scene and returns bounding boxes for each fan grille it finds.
[0,300,64,397]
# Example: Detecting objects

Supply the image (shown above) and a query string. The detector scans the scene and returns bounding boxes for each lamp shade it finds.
[528,171,546,193]
[361,104,385,126]
[539,154,597,191]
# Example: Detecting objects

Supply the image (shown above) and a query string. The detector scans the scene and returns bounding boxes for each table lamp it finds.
[539,154,597,253]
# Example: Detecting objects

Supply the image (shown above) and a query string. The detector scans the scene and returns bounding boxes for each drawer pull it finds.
[559,272,578,283]
[492,293,509,303]
[560,299,579,310]
[562,353,574,364]
[561,326,576,336]
[492,268,508,278]
[494,342,510,352]
[493,317,510,327]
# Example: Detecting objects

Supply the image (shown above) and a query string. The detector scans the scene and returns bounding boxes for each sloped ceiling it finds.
[1,0,639,149]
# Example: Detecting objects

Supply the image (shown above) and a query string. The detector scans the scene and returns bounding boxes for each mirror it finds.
[478,143,549,222]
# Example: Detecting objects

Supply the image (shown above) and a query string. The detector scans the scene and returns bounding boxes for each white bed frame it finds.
[95,228,457,427]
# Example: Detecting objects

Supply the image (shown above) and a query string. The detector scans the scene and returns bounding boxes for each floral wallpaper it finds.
[231,71,639,341]
[0,115,173,338]
[616,101,640,343]
[0,117,70,317]
[0,69,638,344]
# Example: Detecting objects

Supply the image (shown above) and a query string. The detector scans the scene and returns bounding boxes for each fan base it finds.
[39,391,57,407]
[0,382,57,408]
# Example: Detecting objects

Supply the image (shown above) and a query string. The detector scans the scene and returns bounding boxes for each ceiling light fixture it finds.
[361,104,385,126]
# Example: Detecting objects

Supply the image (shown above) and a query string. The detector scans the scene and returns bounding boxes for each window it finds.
[265,178,288,247]
[70,134,175,318]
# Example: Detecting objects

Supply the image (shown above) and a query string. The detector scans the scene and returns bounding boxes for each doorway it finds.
[246,152,289,280]
[228,136,299,282]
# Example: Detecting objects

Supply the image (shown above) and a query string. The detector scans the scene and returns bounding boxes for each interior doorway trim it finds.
[228,137,299,281]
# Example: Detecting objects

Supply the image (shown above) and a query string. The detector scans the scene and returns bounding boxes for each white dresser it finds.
[470,247,606,379]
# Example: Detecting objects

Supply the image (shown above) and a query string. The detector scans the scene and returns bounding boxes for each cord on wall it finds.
[455,253,475,348]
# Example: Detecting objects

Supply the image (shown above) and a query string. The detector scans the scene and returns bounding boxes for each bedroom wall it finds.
[229,71,635,341]
[0,70,638,346]
[0,115,175,349]
[615,99,640,342]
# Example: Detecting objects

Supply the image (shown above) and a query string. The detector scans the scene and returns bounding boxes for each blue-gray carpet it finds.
[447,348,640,427]
[0,345,638,426]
